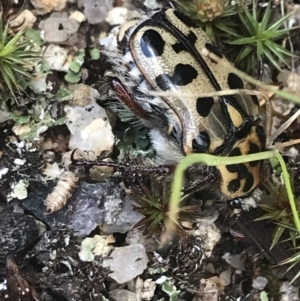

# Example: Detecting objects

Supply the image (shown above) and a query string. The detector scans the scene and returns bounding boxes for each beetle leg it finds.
[108,76,150,119]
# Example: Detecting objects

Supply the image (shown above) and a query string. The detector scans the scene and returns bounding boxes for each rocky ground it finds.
[0,0,300,300]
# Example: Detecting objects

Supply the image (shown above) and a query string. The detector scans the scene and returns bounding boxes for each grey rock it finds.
[103,244,148,284]
[252,276,268,290]
[78,0,113,24]
[22,181,126,236]
[0,205,46,265]
[40,16,79,45]
[101,197,144,234]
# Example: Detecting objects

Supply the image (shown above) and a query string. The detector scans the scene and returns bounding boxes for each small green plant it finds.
[256,177,300,250]
[65,48,100,83]
[0,14,40,97]
[130,178,195,237]
[223,2,296,74]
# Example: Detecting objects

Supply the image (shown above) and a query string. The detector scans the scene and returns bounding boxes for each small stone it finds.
[280,281,299,301]
[103,244,148,284]
[9,10,37,31]
[110,289,137,301]
[219,270,231,286]
[9,180,29,200]
[40,15,79,45]
[252,276,268,290]
[28,72,53,94]
[92,235,114,256]
[90,162,114,182]
[105,7,128,26]
[78,0,114,24]
[140,279,156,301]
[205,263,215,274]
[101,197,144,234]
[30,0,67,15]
[188,221,221,257]
[69,10,86,23]
[43,44,69,71]
[126,228,158,252]
[222,252,245,271]
[195,276,223,301]
[0,207,46,264]
[68,84,100,106]
[21,182,122,236]
[65,103,114,160]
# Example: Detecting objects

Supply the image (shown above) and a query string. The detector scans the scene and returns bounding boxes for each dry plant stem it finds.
[163,151,300,244]
[203,49,300,105]
[269,109,300,143]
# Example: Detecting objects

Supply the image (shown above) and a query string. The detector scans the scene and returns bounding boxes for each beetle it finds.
[73,8,267,206]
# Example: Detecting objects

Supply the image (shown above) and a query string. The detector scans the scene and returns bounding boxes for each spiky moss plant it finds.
[0,13,40,98]
[129,178,196,237]
[256,171,300,283]
[173,0,295,75]
[223,2,296,74]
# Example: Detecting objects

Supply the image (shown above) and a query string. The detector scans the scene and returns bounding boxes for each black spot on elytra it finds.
[256,125,266,149]
[173,10,199,28]
[228,179,241,193]
[187,31,197,44]
[196,97,214,117]
[236,164,250,179]
[205,43,223,58]
[172,42,187,53]
[228,73,244,89]
[172,32,197,53]
[156,64,197,91]
[226,164,248,179]
[235,121,252,139]
[140,29,165,58]
[192,131,210,153]
[226,164,239,173]
[243,173,254,193]
[251,95,260,106]
[229,147,241,157]
[249,142,260,167]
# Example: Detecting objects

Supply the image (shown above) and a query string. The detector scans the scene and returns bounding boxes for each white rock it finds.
[42,162,64,180]
[219,270,231,287]
[9,180,29,200]
[110,289,137,301]
[280,281,299,301]
[103,244,149,284]
[43,45,68,71]
[65,103,114,160]
[189,221,221,257]
[78,249,94,262]
[69,10,86,23]
[13,124,31,137]
[9,10,37,31]
[28,73,53,94]
[252,276,268,290]
[140,279,156,301]
[105,7,128,26]
[0,168,8,179]
[30,0,68,15]
[222,252,245,271]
